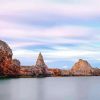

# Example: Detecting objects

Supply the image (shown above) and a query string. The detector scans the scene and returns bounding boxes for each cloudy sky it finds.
[0,0,100,68]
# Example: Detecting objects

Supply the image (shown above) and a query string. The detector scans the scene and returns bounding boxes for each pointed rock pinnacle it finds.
[35,52,45,67]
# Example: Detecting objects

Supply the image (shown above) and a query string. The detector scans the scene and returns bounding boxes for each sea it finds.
[0,77,100,100]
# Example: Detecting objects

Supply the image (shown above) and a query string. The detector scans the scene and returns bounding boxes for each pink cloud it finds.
[0,0,99,18]
[9,41,45,49]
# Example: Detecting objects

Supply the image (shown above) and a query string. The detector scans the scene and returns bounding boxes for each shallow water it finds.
[0,77,100,100]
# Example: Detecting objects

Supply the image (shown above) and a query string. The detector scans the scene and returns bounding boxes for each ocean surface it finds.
[0,77,100,100]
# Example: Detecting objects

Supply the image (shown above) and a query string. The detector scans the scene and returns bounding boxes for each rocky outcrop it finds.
[0,40,20,77]
[48,68,62,76]
[71,59,93,76]
[20,66,33,76]
[1,40,100,77]
[10,59,20,76]
[0,40,12,76]
[92,68,100,76]
[61,70,71,76]
[48,69,71,76]
[35,52,46,67]
[12,59,20,67]
[32,53,51,77]
[3,60,20,77]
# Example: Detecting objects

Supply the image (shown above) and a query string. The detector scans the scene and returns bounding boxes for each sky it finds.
[0,0,100,69]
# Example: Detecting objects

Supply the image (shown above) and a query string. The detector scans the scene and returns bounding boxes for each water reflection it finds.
[75,77,91,100]
[36,78,45,100]
[0,77,100,100]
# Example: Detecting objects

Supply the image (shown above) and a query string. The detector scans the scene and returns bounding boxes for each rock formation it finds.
[1,40,100,77]
[12,59,20,67]
[11,59,20,76]
[35,52,46,67]
[20,66,33,76]
[61,70,71,76]
[32,52,51,77]
[92,68,100,76]
[0,40,12,76]
[71,59,93,76]
[48,68,62,76]
[0,40,20,77]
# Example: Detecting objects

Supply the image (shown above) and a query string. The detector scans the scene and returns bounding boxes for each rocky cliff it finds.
[71,59,93,76]
[1,40,100,77]
[0,40,20,77]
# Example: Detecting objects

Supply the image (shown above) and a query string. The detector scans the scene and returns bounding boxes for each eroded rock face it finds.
[10,59,21,76]
[92,68,100,76]
[20,66,33,76]
[35,52,46,67]
[61,70,71,76]
[71,59,93,76]
[12,59,20,67]
[0,40,12,76]
[0,40,20,77]
[32,53,51,77]
[0,40,12,56]
[48,68,62,76]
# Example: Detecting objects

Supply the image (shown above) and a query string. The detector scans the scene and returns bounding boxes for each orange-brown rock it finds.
[10,59,20,76]
[48,68,62,76]
[71,59,93,76]
[61,70,71,76]
[0,40,20,77]
[0,40,12,76]
[32,53,51,77]
[20,66,33,76]
[92,68,100,76]
[2,40,100,77]
[12,59,20,67]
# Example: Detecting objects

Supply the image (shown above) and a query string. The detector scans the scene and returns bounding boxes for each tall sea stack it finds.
[36,52,46,67]
[32,52,50,77]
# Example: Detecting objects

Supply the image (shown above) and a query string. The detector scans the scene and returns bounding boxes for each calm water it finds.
[0,77,100,100]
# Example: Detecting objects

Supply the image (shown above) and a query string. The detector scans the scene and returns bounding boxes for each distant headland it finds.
[0,40,100,78]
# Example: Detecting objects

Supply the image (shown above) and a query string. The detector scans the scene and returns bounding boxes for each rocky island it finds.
[0,40,100,78]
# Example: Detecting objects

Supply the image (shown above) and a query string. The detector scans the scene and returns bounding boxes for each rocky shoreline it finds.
[0,40,100,78]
